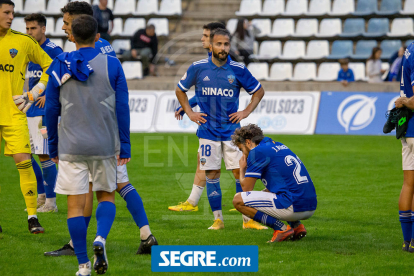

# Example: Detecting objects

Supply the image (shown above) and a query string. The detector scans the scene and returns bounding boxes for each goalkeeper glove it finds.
[13,83,45,113]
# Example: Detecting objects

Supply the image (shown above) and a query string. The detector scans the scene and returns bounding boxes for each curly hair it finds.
[61,1,93,16]
[231,124,264,146]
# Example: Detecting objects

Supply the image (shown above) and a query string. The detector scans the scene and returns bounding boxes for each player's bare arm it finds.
[238,154,256,191]
[175,87,206,125]
[229,86,265,123]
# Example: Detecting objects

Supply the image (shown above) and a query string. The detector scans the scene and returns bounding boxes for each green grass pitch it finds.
[0,133,410,275]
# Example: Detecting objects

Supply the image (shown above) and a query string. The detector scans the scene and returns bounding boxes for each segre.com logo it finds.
[151,245,258,272]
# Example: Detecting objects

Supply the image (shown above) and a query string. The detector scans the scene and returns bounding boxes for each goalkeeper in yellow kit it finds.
[0,0,52,233]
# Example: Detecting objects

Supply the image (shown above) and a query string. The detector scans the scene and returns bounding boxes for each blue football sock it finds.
[287,221,301,229]
[96,201,116,239]
[206,177,222,212]
[235,179,242,193]
[119,184,149,228]
[31,157,45,195]
[411,212,414,240]
[40,159,57,199]
[67,216,89,264]
[399,210,412,242]
[85,216,91,229]
[253,211,285,231]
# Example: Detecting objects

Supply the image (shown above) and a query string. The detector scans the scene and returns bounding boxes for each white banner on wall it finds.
[129,91,158,132]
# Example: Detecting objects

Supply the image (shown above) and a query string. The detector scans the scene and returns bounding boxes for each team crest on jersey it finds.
[227,74,235,84]
[61,73,71,84]
[200,157,206,166]
[9,48,18,58]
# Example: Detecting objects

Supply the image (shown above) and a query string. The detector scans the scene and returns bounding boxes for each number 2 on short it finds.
[284,155,309,184]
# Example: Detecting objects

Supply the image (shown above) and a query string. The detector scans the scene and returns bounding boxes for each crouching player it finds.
[232,124,317,242]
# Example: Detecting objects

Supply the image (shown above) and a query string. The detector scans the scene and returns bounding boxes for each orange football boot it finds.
[268,225,294,243]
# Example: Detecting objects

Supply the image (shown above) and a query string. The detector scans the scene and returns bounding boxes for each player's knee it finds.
[233,193,243,209]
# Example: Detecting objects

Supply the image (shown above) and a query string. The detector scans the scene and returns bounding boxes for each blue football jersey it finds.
[177,56,261,141]
[245,137,317,212]
[95,38,116,57]
[26,38,63,117]
[400,42,414,137]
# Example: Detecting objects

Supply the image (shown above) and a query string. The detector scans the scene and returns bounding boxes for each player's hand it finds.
[35,95,46,108]
[13,84,45,113]
[188,111,207,126]
[239,154,247,171]
[229,110,248,124]
[117,155,131,166]
[175,107,184,120]
[51,157,59,164]
[396,97,408,108]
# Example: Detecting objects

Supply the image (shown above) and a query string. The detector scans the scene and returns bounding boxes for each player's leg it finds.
[168,152,205,212]
[116,164,158,254]
[91,157,117,274]
[31,155,46,208]
[400,138,414,251]
[37,154,58,212]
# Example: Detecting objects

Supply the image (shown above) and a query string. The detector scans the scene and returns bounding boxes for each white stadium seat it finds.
[227,19,238,35]
[49,38,63,49]
[112,39,131,54]
[304,40,329,59]
[251,19,271,37]
[388,18,414,36]
[136,0,158,15]
[13,0,23,13]
[113,0,136,15]
[111,18,123,36]
[147,18,169,36]
[291,62,317,81]
[45,0,68,14]
[253,41,259,55]
[381,62,390,80]
[45,17,55,35]
[348,62,366,81]
[293,19,318,37]
[284,0,308,15]
[251,41,281,60]
[308,0,331,15]
[270,19,294,37]
[330,0,354,15]
[268,62,293,81]
[280,41,306,60]
[122,18,146,36]
[22,0,46,14]
[122,61,143,79]
[53,17,66,36]
[158,0,182,15]
[247,63,269,80]
[259,0,284,16]
[11,17,26,33]
[316,18,342,37]
[401,0,414,14]
[236,0,262,16]
[315,62,341,81]
[63,41,76,52]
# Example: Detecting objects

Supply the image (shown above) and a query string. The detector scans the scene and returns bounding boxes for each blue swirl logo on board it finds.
[337,95,377,132]
[272,116,287,130]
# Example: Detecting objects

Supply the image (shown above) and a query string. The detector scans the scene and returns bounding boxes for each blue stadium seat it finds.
[351,40,377,59]
[376,0,402,15]
[381,40,402,59]
[406,40,414,47]
[363,18,389,38]
[327,40,353,59]
[340,18,365,37]
[353,0,377,15]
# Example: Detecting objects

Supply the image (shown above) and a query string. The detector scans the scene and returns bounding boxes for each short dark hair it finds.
[203,22,226,32]
[231,124,265,146]
[210,28,231,40]
[72,15,97,45]
[339,58,349,65]
[24,13,47,27]
[146,24,155,30]
[0,0,15,7]
[61,1,93,16]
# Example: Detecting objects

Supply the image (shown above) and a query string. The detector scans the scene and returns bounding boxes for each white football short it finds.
[198,138,243,171]
[402,137,414,170]
[88,164,129,184]
[55,157,117,195]
[241,191,315,221]
[27,116,48,155]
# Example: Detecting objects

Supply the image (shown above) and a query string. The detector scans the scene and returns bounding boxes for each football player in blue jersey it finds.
[231,124,317,242]
[44,1,157,257]
[176,28,265,230]
[394,42,414,252]
[25,13,63,213]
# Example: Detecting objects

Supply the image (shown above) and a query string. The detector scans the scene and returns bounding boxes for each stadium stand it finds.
[308,0,331,15]
[352,40,378,60]
[45,17,55,35]
[13,0,23,13]
[316,62,341,81]
[247,62,269,80]
[135,0,158,15]
[388,18,414,36]
[236,0,262,16]
[340,18,365,37]
[364,18,389,37]
[11,17,26,33]
[381,39,402,59]
[157,0,182,15]
[49,38,63,49]
[251,19,271,37]
[327,40,353,59]
[270,19,294,37]
[44,0,68,15]
[353,0,377,15]
[114,0,136,15]
[376,0,401,15]
[147,18,169,36]
[22,0,46,14]
[250,40,281,60]
[401,0,414,14]
[111,18,124,35]
[259,0,284,16]
[291,62,317,81]
[280,40,306,59]
[316,18,341,37]
[112,39,131,54]
[304,40,329,59]
[268,62,293,80]
[63,40,76,52]
[292,18,318,37]
[122,18,146,36]
[122,61,143,79]
[92,0,114,9]
[284,0,308,15]
[53,17,65,36]
[330,0,354,15]
[349,62,366,80]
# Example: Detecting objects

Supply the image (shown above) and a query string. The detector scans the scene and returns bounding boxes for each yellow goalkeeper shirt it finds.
[0,29,52,125]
